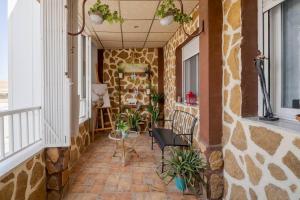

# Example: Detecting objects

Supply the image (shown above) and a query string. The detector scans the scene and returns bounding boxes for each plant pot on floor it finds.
[89,12,104,24]
[175,177,186,192]
[160,15,174,26]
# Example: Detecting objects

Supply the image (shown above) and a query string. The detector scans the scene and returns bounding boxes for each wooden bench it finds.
[151,110,197,172]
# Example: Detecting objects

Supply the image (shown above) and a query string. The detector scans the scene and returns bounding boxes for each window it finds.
[78,35,91,122]
[182,37,199,103]
[263,0,300,120]
[183,54,199,98]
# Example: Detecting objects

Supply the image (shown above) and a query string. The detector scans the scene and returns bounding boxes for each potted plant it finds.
[125,109,142,132]
[116,120,129,138]
[146,86,151,95]
[145,67,151,79]
[151,91,164,106]
[117,67,124,78]
[156,0,192,26]
[147,104,160,128]
[162,148,206,194]
[89,0,123,24]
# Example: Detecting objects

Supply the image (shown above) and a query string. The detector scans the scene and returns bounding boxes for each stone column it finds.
[202,145,224,199]
[45,148,70,200]
[198,0,223,199]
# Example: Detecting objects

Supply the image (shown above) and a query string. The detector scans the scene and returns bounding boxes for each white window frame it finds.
[260,0,300,120]
[78,34,91,123]
[182,36,200,102]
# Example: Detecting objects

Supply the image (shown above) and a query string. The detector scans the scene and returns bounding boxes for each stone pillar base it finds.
[201,144,224,200]
[45,147,70,200]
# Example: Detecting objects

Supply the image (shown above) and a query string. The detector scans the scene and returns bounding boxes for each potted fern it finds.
[89,0,123,24]
[156,0,192,26]
[162,148,206,194]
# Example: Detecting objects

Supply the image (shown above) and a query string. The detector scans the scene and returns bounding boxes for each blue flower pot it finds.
[175,177,186,192]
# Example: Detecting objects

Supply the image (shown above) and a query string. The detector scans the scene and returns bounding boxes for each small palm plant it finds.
[162,148,206,193]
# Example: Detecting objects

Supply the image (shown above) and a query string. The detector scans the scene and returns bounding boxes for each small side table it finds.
[108,131,139,166]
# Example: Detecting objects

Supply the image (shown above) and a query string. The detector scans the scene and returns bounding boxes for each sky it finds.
[0,1,8,81]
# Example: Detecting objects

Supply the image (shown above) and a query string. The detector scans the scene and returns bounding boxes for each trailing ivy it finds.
[89,0,123,24]
[156,0,192,24]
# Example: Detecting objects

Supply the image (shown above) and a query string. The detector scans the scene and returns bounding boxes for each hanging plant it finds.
[156,0,192,26]
[89,0,124,24]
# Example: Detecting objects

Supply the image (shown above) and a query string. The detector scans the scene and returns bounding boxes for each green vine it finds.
[89,0,124,24]
[156,0,192,24]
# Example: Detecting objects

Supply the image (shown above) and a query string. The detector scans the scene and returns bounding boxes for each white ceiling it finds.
[79,0,198,49]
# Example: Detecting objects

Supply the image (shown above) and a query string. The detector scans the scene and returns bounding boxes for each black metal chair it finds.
[151,110,197,172]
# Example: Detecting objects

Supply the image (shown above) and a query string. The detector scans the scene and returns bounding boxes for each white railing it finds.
[0,106,42,161]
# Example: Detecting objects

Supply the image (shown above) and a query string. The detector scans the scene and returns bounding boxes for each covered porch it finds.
[0,0,300,200]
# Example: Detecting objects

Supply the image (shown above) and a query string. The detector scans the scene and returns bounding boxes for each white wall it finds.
[8,0,41,109]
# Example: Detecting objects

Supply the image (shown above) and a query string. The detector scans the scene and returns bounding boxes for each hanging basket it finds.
[88,12,104,24]
[160,15,174,26]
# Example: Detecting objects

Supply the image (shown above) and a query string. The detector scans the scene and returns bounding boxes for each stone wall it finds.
[222,0,300,199]
[70,120,91,169]
[103,48,159,115]
[163,6,200,143]
[0,151,46,200]
[45,120,91,199]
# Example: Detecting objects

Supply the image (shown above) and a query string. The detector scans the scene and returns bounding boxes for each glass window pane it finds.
[282,0,300,109]
[183,54,199,100]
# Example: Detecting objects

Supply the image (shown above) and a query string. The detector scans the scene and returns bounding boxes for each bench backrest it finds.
[171,110,197,145]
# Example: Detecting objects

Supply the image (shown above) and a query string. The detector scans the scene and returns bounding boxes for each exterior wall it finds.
[45,120,91,199]
[0,151,46,200]
[222,0,300,199]
[70,120,91,169]
[103,48,159,115]
[163,6,200,143]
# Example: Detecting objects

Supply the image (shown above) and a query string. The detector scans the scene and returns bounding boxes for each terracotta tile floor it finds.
[64,133,202,200]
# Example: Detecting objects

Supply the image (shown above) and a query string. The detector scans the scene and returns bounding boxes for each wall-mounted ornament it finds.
[119,63,148,73]
[68,0,123,36]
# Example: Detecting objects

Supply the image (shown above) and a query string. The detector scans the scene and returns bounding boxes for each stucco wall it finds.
[163,6,200,144]
[222,0,300,199]
[0,151,46,200]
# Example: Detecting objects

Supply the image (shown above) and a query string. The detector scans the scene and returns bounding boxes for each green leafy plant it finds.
[147,104,160,125]
[116,120,128,133]
[156,0,192,24]
[89,0,124,24]
[125,109,142,131]
[151,91,164,105]
[162,148,207,188]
